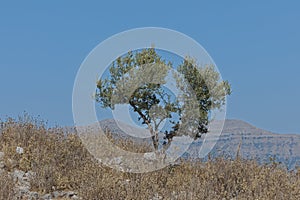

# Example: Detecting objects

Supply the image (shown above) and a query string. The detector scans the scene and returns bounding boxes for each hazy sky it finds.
[0,1,299,134]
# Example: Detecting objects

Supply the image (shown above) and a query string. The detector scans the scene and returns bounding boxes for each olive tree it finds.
[95,48,231,152]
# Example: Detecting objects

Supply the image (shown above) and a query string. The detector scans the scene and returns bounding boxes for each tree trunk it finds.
[150,128,159,151]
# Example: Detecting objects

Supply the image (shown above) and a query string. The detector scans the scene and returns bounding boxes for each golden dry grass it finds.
[0,171,15,199]
[0,116,299,199]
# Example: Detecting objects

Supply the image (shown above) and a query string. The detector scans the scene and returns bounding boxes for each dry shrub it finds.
[0,116,299,199]
[0,171,15,200]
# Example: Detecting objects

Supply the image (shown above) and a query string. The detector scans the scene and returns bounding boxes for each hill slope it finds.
[99,119,300,169]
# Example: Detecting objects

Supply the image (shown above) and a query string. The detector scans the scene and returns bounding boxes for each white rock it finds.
[29,191,39,200]
[144,152,157,161]
[12,169,25,182]
[41,193,52,200]
[16,146,24,154]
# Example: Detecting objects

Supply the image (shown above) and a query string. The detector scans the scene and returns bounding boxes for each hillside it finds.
[0,117,299,199]
[99,119,300,170]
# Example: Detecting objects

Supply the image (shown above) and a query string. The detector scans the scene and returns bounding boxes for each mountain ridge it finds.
[96,118,300,170]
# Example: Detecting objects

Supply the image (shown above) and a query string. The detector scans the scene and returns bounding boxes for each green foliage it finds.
[177,58,231,137]
[95,48,231,150]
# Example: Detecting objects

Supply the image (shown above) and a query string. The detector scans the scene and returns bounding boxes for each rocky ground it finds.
[0,151,81,200]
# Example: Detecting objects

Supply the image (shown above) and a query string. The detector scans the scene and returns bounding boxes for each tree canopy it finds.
[95,48,231,153]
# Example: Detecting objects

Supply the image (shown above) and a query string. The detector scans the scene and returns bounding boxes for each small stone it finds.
[16,146,24,154]
[41,193,52,200]
[0,161,5,169]
[0,152,4,160]
[29,191,39,200]
[66,191,77,197]
[144,152,157,161]
[24,171,35,181]
[151,193,163,200]
[71,195,79,199]
[12,169,25,182]
[52,191,61,198]
[15,185,30,197]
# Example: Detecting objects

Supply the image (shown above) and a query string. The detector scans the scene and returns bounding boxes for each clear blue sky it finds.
[0,1,299,134]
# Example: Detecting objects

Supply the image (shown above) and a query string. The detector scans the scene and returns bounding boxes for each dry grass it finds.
[0,171,15,199]
[0,115,299,199]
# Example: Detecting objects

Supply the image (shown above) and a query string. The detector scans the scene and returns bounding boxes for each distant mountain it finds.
[97,119,300,170]
[188,120,300,170]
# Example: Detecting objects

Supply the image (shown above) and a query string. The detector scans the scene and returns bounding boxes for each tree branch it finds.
[129,100,151,129]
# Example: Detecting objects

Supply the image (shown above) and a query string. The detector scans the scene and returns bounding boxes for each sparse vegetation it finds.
[0,171,14,199]
[0,116,299,199]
